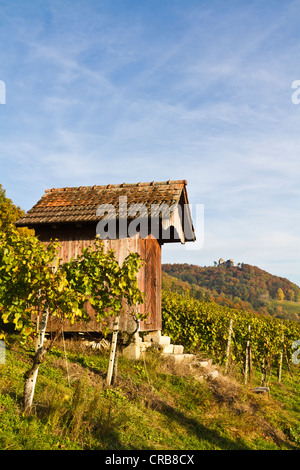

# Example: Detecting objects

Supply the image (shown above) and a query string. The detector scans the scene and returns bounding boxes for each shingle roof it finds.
[15,180,191,227]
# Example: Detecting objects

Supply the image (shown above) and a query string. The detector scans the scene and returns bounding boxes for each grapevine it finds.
[162,290,300,376]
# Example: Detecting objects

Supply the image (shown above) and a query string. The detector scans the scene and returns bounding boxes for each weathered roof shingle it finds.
[16,180,190,226]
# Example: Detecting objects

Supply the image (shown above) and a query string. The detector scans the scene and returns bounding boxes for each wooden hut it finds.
[16,180,195,335]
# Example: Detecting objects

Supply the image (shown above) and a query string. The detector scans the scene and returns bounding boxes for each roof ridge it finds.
[44,180,187,194]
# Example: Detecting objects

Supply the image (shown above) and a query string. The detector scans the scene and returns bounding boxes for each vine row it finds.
[162,290,300,376]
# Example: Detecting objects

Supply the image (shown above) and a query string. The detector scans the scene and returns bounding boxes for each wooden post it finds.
[244,324,251,385]
[225,318,233,374]
[249,343,253,385]
[111,343,119,385]
[278,333,284,383]
[284,348,294,378]
[261,357,267,386]
[107,315,120,386]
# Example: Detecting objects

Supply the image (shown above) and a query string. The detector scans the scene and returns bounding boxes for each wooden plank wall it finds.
[36,225,162,333]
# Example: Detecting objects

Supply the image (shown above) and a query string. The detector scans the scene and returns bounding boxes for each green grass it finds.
[268,298,300,320]
[0,337,299,450]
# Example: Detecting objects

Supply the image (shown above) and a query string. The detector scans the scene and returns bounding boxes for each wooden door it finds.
[143,237,162,331]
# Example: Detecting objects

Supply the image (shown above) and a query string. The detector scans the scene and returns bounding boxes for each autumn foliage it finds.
[162,263,300,320]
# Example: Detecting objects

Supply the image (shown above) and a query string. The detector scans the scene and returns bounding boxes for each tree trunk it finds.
[23,346,47,414]
[225,318,233,374]
[248,345,253,385]
[244,325,251,385]
[111,343,119,385]
[106,315,120,386]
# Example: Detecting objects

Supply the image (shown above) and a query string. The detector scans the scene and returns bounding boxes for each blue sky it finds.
[1,0,300,285]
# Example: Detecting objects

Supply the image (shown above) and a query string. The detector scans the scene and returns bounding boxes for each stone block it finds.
[173,345,184,355]
[144,333,170,346]
[251,387,270,396]
[158,336,171,346]
[163,353,195,364]
[139,341,152,352]
[161,344,174,354]
[205,370,219,380]
[143,331,161,343]
[122,343,140,360]
[198,360,210,368]
[190,359,212,370]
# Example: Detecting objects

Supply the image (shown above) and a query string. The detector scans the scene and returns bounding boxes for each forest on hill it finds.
[162,262,300,321]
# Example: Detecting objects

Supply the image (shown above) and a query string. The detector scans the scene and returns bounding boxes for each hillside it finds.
[1,285,300,450]
[1,336,299,450]
[162,263,300,321]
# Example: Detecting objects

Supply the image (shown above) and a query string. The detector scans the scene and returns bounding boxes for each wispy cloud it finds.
[1,0,300,284]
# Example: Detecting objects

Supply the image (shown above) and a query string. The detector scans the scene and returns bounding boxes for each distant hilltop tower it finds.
[218,258,234,267]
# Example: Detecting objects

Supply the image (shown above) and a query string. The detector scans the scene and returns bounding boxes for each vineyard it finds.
[162,290,300,383]
[162,263,300,321]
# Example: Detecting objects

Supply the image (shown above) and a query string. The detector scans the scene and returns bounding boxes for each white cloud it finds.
[1,0,300,285]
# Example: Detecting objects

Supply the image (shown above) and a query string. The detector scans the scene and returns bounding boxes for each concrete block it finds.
[178,353,195,363]
[144,333,170,346]
[122,343,140,361]
[143,331,161,342]
[251,387,270,396]
[205,370,219,380]
[173,345,184,355]
[198,360,210,368]
[158,336,171,346]
[161,344,174,354]
[139,341,152,352]
[190,359,212,370]
[163,353,195,364]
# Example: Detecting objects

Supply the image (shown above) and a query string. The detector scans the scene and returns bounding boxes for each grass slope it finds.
[0,338,299,451]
